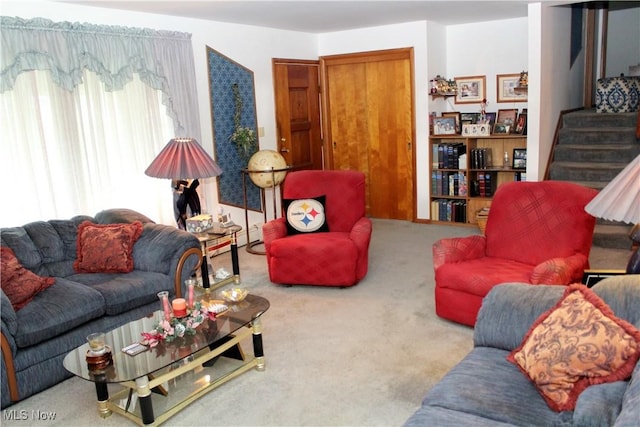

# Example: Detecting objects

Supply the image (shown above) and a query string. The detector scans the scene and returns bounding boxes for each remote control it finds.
[122,342,148,356]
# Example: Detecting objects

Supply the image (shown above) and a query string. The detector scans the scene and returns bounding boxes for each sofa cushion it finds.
[420,346,573,426]
[573,381,628,427]
[1,246,56,311]
[74,221,143,273]
[436,257,534,298]
[1,290,18,336]
[68,270,171,316]
[614,362,640,426]
[268,232,358,286]
[0,227,42,269]
[284,196,329,235]
[14,277,105,348]
[508,284,640,412]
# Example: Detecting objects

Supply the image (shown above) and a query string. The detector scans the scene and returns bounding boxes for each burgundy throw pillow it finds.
[74,221,143,273]
[1,246,56,311]
[507,284,640,412]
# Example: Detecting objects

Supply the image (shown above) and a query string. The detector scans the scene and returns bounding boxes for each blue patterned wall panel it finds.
[207,47,261,211]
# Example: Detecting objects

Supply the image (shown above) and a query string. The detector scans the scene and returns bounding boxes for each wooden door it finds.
[272,59,323,170]
[321,48,415,220]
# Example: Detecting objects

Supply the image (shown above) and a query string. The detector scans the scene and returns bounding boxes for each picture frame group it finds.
[432,108,527,136]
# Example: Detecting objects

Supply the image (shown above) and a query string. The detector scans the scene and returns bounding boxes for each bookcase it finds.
[429,134,527,226]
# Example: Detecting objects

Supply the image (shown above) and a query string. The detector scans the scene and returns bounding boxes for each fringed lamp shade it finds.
[585,154,640,273]
[145,138,222,179]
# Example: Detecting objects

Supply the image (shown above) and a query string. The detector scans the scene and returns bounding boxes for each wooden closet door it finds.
[322,48,415,220]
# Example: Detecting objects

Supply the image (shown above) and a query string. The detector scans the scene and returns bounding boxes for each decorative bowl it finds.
[219,287,248,303]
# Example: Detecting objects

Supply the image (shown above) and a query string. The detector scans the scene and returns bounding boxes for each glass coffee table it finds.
[63,294,269,426]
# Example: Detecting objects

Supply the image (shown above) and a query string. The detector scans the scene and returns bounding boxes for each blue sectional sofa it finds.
[1,209,201,408]
[404,275,640,426]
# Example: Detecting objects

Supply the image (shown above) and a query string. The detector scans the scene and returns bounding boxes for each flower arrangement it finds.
[229,83,257,160]
[141,301,217,347]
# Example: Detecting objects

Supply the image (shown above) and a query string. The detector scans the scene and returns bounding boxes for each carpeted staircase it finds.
[548,109,639,249]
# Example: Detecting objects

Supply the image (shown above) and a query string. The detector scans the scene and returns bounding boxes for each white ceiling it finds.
[56,0,555,33]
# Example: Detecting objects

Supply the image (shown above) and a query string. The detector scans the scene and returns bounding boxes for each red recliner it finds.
[263,170,372,287]
[433,181,598,327]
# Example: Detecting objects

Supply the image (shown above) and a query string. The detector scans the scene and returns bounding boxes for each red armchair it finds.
[433,181,598,326]
[263,170,372,287]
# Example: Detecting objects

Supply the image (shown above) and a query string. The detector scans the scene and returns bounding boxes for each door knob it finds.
[280,148,290,153]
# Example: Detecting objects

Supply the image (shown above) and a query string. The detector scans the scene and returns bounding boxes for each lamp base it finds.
[627,224,640,274]
[627,247,640,274]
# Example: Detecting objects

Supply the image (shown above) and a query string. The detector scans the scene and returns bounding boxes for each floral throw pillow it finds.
[507,284,640,412]
[1,246,55,311]
[74,220,143,273]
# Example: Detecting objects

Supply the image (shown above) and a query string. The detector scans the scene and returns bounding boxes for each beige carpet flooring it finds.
[1,219,630,427]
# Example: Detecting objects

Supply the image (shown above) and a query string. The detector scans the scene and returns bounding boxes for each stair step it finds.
[553,144,639,163]
[563,110,637,128]
[592,223,634,250]
[557,128,637,145]
[549,161,627,182]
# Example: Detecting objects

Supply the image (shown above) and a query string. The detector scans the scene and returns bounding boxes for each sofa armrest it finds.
[473,283,565,351]
[432,235,487,270]
[0,291,17,336]
[132,224,201,296]
[263,218,287,250]
[175,247,202,298]
[530,253,589,284]
[349,217,372,252]
[1,326,18,403]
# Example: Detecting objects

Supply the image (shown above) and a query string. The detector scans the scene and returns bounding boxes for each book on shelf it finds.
[515,172,527,181]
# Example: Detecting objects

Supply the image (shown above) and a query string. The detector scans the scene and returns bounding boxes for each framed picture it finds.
[442,111,461,133]
[514,113,527,135]
[582,269,626,287]
[480,112,496,128]
[493,123,511,134]
[512,148,527,169]
[497,73,528,102]
[496,109,518,128]
[454,75,486,104]
[462,123,491,137]
[433,117,457,135]
[461,112,480,124]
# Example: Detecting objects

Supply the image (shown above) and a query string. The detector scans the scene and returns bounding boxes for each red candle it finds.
[172,298,187,317]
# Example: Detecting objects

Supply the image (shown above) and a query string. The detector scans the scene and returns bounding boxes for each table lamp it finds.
[145,137,222,228]
[584,154,640,273]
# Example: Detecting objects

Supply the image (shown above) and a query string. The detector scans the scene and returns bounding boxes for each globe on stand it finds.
[247,150,288,188]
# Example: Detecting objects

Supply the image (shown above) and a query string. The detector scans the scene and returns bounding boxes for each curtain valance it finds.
[0,16,200,137]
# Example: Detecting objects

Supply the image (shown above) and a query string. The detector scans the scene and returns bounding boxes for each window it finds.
[0,69,176,226]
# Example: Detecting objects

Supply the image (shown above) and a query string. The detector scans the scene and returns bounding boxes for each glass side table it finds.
[192,224,242,291]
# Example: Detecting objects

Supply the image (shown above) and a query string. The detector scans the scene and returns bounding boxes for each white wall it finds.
[529,3,574,180]
[446,18,529,114]
[606,6,640,77]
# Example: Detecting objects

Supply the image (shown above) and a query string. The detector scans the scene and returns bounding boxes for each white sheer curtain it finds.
[0,16,203,227]
[0,69,176,226]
